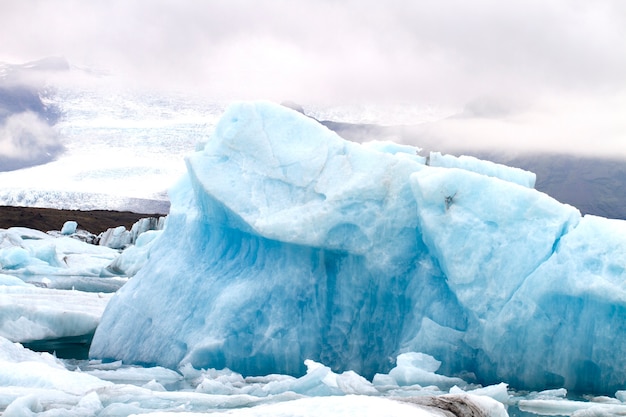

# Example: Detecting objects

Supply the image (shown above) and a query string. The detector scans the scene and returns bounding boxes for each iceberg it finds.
[91,101,626,395]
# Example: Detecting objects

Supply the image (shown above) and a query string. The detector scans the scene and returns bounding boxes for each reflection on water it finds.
[23,333,94,360]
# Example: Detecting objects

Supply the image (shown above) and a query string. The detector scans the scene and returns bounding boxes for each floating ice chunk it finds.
[280,360,343,396]
[335,370,379,395]
[294,359,378,396]
[450,382,509,403]
[106,229,162,276]
[130,216,166,240]
[98,225,128,249]
[0,227,120,276]
[388,353,466,390]
[572,405,626,416]
[465,394,509,417]
[518,398,626,416]
[0,246,36,269]
[3,395,44,416]
[372,373,398,390]
[98,217,165,249]
[23,275,128,293]
[0,335,61,366]
[143,379,167,392]
[0,338,111,396]
[5,227,50,241]
[76,391,104,415]
[196,377,240,395]
[0,286,112,342]
[188,359,377,398]
[0,273,31,286]
[527,388,568,399]
[86,365,182,387]
[95,383,296,413]
[61,220,78,235]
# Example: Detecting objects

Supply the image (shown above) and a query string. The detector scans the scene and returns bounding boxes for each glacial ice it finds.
[0,335,510,416]
[0,222,160,347]
[91,101,626,395]
[0,215,164,279]
[98,216,166,249]
[61,220,78,235]
[0,332,516,416]
[105,229,163,276]
[427,151,536,188]
[0,227,119,276]
[0,285,112,343]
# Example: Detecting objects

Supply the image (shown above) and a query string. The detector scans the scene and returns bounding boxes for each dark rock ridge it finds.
[0,205,166,235]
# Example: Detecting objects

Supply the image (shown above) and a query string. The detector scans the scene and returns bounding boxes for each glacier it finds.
[91,101,626,395]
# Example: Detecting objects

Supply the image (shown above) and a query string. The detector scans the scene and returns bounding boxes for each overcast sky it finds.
[1,0,625,156]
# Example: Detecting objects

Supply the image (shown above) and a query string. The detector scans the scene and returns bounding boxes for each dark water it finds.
[22,333,94,360]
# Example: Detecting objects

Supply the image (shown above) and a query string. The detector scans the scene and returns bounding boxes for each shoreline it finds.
[0,205,167,235]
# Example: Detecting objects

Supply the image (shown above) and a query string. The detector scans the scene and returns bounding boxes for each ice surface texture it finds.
[91,101,626,394]
[0,227,119,276]
[0,338,508,417]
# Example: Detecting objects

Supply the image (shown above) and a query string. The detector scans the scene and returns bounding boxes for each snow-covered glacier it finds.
[91,101,626,395]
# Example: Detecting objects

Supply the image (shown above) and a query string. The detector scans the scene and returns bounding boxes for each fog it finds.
[1,0,625,157]
[0,112,63,171]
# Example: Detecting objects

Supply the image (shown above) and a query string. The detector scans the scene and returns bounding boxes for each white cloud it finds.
[0,112,63,171]
[1,0,624,156]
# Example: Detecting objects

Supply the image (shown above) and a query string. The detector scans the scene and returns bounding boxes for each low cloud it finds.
[0,112,64,171]
[1,0,624,157]
[2,0,623,102]
[403,91,626,159]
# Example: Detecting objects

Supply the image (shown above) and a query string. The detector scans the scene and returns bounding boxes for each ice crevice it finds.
[498,213,579,309]
[91,101,626,395]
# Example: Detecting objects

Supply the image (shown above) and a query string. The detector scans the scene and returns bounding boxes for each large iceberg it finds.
[91,101,626,395]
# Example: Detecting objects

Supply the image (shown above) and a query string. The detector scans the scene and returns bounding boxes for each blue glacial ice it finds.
[0,227,120,276]
[0,334,509,417]
[90,101,626,395]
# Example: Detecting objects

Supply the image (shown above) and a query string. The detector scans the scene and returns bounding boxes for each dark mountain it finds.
[494,153,626,220]
[0,56,68,123]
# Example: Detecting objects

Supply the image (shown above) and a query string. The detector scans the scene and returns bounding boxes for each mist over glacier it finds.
[0,58,68,171]
[90,101,626,395]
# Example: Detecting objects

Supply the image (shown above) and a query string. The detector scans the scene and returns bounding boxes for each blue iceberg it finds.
[90,101,626,394]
